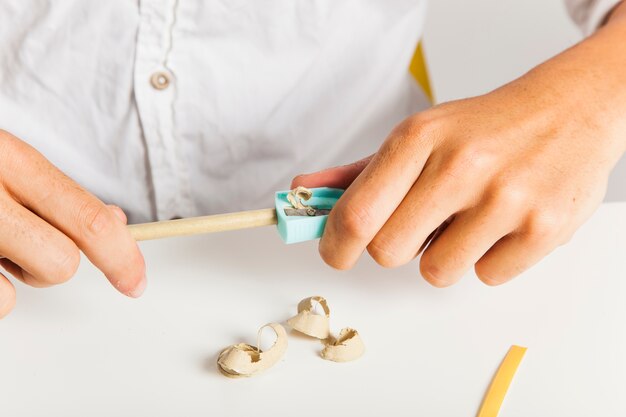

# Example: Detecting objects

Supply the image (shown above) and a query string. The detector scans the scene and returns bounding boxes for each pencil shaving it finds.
[287,186,313,210]
[321,328,365,362]
[287,296,331,339]
[217,323,287,378]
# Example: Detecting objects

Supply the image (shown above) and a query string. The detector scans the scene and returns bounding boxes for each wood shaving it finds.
[288,296,365,363]
[321,328,365,363]
[286,296,331,339]
[286,186,313,210]
[217,323,287,378]
[217,296,364,378]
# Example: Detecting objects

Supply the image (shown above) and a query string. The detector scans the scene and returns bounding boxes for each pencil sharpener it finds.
[275,187,344,244]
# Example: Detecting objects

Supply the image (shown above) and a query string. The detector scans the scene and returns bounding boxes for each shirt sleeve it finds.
[564,0,623,35]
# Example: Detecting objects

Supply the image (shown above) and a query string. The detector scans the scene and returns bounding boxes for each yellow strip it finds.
[477,345,527,417]
[409,41,435,104]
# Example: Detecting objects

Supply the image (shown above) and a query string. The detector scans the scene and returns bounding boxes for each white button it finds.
[150,72,171,90]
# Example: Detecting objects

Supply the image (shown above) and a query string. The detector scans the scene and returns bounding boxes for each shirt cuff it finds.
[580,0,623,35]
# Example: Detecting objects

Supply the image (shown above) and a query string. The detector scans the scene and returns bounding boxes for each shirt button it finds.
[150,71,171,90]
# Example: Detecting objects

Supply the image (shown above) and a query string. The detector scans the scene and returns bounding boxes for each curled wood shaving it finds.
[217,323,287,378]
[321,328,365,363]
[286,296,331,339]
[288,296,365,363]
[287,186,313,210]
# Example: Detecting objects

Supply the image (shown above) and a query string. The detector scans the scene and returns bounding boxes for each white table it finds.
[1,203,625,416]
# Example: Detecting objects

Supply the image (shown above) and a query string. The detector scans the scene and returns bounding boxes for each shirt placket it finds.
[133,0,195,220]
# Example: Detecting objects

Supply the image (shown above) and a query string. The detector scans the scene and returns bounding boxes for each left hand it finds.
[292,14,626,287]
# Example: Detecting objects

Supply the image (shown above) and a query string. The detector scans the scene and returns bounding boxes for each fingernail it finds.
[108,205,128,224]
[128,274,147,298]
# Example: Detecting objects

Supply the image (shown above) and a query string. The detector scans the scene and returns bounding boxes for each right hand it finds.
[0,130,146,318]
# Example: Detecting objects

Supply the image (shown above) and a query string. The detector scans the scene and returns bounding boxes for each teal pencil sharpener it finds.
[275,187,344,244]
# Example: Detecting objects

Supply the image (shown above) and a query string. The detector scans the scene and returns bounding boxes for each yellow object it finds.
[476,345,527,417]
[409,41,435,104]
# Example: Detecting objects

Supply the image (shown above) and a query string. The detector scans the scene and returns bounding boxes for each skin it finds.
[293,2,626,287]
[1,5,625,318]
[0,131,146,318]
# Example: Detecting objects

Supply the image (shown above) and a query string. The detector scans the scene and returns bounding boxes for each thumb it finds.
[291,155,374,190]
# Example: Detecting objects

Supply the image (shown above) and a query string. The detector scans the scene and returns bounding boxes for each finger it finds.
[366,150,482,269]
[0,271,16,319]
[0,135,145,297]
[320,118,437,269]
[291,155,373,189]
[0,258,27,284]
[418,203,520,287]
[0,195,80,287]
[474,231,557,286]
[0,258,53,289]
[108,205,128,225]
[417,215,453,256]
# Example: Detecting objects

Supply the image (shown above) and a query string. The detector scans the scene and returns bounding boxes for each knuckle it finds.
[524,210,563,242]
[333,202,374,241]
[38,244,81,286]
[407,113,438,134]
[394,114,425,136]
[78,200,115,240]
[389,114,439,147]
[432,147,496,188]
[49,247,81,284]
[450,146,495,174]
[489,183,529,210]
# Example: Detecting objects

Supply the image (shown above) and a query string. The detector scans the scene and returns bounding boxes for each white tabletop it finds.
[1,203,625,416]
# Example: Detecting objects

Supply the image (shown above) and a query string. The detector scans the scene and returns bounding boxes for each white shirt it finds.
[0,0,618,223]
[565,0,622,34]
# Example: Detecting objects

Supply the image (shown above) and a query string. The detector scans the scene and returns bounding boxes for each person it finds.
[0,0,624,318]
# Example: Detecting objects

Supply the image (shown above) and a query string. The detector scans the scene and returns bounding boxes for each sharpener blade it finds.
[284,206,332,217]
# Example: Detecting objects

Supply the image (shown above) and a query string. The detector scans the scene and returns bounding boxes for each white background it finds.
[1,4,626,416]
[1,204,624,416]
[423,0,626,201]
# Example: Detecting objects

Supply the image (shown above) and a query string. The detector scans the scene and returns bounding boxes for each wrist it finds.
[520,17,626,157]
